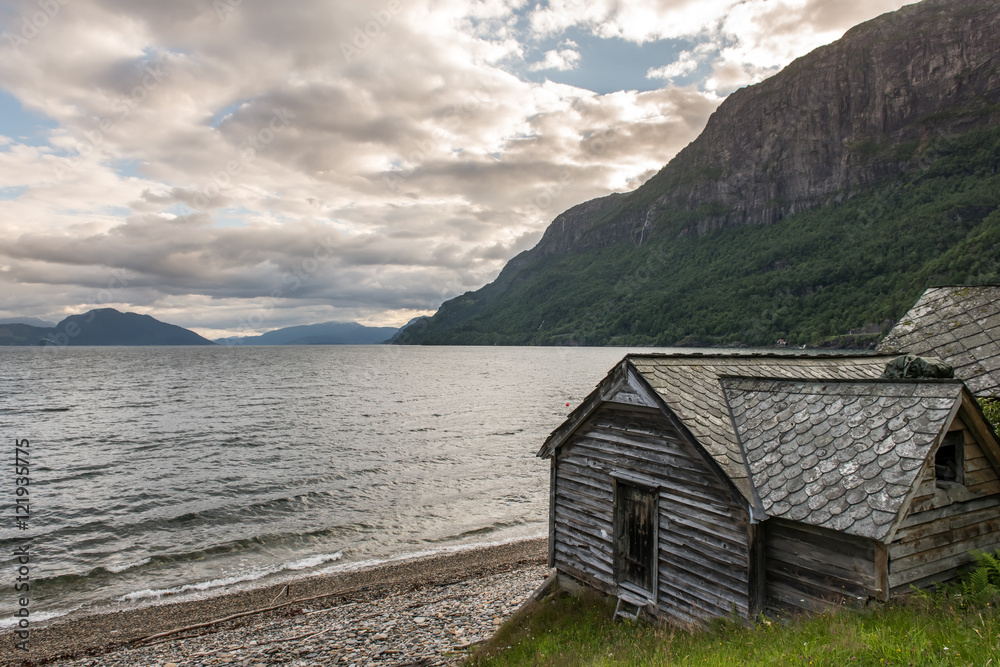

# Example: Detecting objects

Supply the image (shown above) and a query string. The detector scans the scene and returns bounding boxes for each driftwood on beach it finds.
[0,538,547,667]
[138,585,362,644]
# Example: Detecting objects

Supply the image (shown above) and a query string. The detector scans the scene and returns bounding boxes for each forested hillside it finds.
[397,0,1000,347]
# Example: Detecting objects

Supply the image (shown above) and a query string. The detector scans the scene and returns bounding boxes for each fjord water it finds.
[0,345,662,624]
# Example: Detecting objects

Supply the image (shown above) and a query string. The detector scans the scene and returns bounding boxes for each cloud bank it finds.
[0,0,911,336]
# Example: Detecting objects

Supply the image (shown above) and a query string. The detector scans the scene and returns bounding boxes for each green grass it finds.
[470,589,1000,666]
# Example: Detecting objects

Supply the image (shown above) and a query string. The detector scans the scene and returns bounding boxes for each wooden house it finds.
[878,285,1000,398]
[538,353,1000,625]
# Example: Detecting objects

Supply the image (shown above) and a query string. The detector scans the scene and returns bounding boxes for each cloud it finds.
[529,47,581,72]
[0,0,914,334]
[647,50,701,81]
[529,0,734,43]
[528,0,911,92]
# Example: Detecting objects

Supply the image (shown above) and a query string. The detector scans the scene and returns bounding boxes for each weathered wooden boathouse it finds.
[538,353,1000,624]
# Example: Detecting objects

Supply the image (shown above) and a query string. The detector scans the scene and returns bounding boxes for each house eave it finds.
[537,359,630,458]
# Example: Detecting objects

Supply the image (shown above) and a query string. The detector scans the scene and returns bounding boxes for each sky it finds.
[0,0,914,339]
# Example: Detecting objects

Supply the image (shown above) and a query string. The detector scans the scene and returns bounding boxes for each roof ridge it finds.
[717,374,966,385]
[928,284,1000,289]
[627,352,892,360]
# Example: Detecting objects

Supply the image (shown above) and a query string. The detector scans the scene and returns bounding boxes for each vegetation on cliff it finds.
[398,0,1000,347]
[402,125,1000,347]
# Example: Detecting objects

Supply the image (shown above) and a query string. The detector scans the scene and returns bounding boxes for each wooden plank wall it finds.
[911,421,1000,514]
[963,428,1000,497]
[908,464,938,515]
[890,421,1000,592]
[765,519,879,614]
[890,496,1000,591]
[552,402,751,626]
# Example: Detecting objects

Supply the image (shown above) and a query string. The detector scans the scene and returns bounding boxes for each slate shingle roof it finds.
[722,378,962,541]
[628,354,892,500]
[878,286,1000,397]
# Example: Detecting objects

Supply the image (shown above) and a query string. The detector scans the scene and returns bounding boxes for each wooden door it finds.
[615,480,656,595]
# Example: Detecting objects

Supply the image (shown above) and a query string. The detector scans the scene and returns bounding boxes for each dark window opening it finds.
[935,431,965,486]
[614,480,656,594]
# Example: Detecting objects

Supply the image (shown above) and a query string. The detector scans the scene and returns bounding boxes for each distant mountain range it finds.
[0,316,56,328]
[215,321,398,345]
[0,309,399,346]
[396,0,1000,347]
[0,309,215,346]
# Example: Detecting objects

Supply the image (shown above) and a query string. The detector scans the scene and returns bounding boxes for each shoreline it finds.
[2,538,548,666]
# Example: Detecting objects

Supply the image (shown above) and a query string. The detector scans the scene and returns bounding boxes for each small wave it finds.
[0,608,74,629]
[39,407,72,412]
[31,523,365,591]
[314,533,547,578]
[285,551,343,570]
[117,551,343,603]
[105,557,152,574]
[20,558,155,590]
[119,570,269,602]
[419,518,532,544]
[67,492,339,544]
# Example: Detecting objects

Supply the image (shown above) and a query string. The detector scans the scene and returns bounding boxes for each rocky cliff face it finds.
[534,0,1000,254]
[400,0,1000,346]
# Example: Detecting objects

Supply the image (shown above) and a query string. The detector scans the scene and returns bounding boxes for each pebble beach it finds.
[1,538,548,667]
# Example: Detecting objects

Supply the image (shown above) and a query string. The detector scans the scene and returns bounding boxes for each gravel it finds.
[1,538,548,667]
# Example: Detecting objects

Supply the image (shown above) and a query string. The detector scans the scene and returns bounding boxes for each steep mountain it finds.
[398,0,1000,347]
[0,309,216,346]
[216,321,398,345]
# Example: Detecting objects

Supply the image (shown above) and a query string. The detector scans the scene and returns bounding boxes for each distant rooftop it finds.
[878,286,1000,397]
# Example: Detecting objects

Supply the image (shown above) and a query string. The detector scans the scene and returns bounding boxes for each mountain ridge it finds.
[531,0,1000,256]
[0,309,215,346]
[396,0,1000,347]
[0,317,56,328]
[216,321,398,345]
